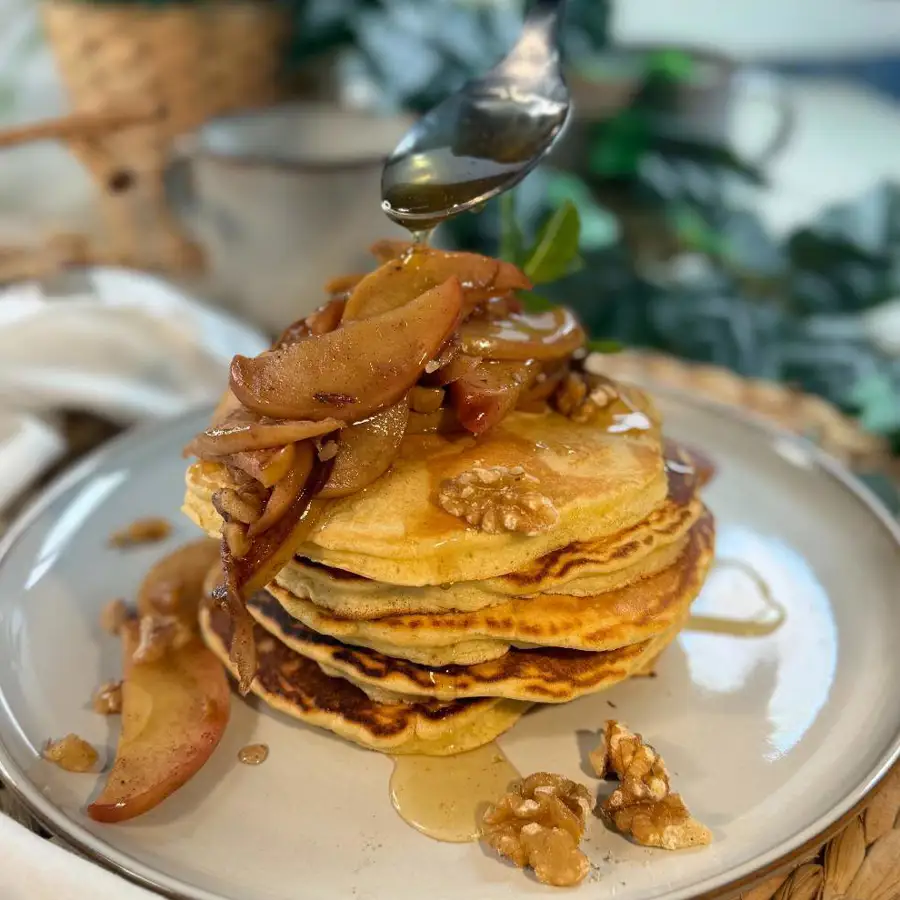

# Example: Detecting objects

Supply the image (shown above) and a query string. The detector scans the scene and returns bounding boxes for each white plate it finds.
[0,391,899,900]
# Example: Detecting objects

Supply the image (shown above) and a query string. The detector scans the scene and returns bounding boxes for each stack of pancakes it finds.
[184,383,715,756]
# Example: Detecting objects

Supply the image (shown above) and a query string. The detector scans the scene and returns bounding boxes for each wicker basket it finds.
[0,0,290,280]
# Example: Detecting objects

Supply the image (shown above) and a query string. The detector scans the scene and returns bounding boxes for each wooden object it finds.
[0,0,290,281]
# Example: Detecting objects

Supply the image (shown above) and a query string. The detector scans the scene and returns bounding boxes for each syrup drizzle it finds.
[686,558,786,637]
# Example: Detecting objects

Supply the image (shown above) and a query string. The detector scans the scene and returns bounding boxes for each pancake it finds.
[268,510,714,666]
[273,457,704,620]
[200,602,529,755]
[247,589,686,703]
[183,390,668,586]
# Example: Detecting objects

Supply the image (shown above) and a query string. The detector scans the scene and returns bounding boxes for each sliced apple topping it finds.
[87,617,230,823]
[450,359,539,434]
[319,400,409,498]
[185,408,343,457]
[459,308,585,362]
[343,245,530,321]
[230,278,464,421]
[227,443,296,489]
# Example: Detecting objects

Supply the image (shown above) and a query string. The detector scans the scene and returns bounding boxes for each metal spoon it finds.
[381,0,570,233]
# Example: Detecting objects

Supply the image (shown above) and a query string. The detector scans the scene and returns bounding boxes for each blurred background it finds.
[1,0,899,516]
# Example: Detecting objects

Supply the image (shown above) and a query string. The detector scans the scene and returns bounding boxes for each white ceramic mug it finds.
[165,103,416,334]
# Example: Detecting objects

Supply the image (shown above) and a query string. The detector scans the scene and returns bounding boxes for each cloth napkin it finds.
[0,266,267,898]
[0,267,268,515]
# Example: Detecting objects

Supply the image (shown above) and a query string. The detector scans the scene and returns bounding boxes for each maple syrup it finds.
[389,742,520,842]
[238,743,270,766]
[686,558,786,637]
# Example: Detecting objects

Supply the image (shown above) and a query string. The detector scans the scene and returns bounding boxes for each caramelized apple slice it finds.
[459,308,585,361]
[343,246,531,321]
[324,273,365,297]
[186,409,343,458]
[137,539,221,620]
[450,360,538,434]
[248,440,315,536]
[87,621,229,823]
[230,278,463,421]
[319,400,409,498]
[227,443,296,488]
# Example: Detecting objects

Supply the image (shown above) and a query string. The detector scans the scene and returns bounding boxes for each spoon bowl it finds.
[381,0,570,231]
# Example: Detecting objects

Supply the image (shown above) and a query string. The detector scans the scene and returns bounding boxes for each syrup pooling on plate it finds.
[390,742,520,842]
[686,559,786,638]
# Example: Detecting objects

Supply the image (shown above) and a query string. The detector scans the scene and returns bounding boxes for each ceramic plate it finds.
[1,391,899,900]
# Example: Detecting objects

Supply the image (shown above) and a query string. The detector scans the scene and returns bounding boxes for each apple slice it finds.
[458,308,585,361]
[87,621,229,823]
[227,443,296,488]
[230,278,463,421]
[343,246,531,321]
[450,360,538,434]
[136,539,220,620]
[319,399,409,498]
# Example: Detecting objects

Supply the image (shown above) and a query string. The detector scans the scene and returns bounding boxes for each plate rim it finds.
[0,388,898,900]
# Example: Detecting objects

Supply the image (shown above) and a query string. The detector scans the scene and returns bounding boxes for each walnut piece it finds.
[108,517,172,547]
[99,598,129,635]
[554,372,618,423]
[481,772,592,887]
[593,720,711,851]
[92,680,123,715]
[43,734,98,772]
[132,614,193,664]
[438,466,559,536]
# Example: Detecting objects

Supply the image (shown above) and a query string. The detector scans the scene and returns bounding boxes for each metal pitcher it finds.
[165,103,416,334]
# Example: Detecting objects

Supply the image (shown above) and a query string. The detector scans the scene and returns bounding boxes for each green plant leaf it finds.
[523,200,582,284]
[545,171,619,251]
[586,338,624,354]
[517,291,557,313]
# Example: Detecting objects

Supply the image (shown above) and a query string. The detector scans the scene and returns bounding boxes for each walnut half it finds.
[553,372,618,423]
[592,720,712,851]
[437,466,559,536]
[481,772,593,887]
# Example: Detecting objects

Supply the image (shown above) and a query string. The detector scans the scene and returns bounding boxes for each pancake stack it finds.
[181,244,716,756]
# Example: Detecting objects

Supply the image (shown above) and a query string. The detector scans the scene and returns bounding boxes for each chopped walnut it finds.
[593,721,711,851]
[317,439,339,462]
[481,772,592,887]
[438,466,559,536]
[99,598,129,635]
[92,680,123,715]
[43,734,98,772]
[108,517,172,547]
[132,614,192,664]
[553,372,618,423]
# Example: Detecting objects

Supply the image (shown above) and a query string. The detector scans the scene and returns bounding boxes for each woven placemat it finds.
[1,357,898,899]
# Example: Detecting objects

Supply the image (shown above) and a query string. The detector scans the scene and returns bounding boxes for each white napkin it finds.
[0,267,267,897]
[2,816,158,899]
[0,267,268,515]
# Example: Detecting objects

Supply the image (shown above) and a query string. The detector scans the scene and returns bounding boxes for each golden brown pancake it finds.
[268,510,714,666]
[247,590,686,703]
[183,391,668,586]
[273,454,705,621]
[199,602,529,755]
